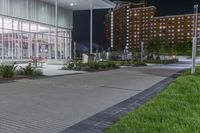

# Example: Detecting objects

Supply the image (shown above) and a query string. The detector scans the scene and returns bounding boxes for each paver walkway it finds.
[0,63,190,133]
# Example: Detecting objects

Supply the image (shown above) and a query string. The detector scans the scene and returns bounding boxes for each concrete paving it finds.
[0,63,190,133]
[40,64,86,76]
[16,63,86,76]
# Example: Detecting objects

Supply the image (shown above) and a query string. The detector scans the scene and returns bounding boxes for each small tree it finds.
[146,37,169,60]
[173,41,192,56]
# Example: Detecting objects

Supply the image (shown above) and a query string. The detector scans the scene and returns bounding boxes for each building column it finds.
[55,0,58,60]
[64,31,67,59]
[21,23,23,59]
[12,20,14,59]
[28,22,31,59]
[69,31,72,59]
[48,27,51,59]
[90,0,93,54]
[17,21,20,59]
[36,24,39,58]
[1,17,4,60]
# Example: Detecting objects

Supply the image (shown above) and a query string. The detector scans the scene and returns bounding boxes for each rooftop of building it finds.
[154,13,200,18]
[128,5,157,10]
[41,0,116,10]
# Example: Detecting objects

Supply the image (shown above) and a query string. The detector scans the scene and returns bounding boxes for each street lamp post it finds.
[191,4,198,74]
[141,41,144,62]
[74,42,76,60]
[55,0,58,60]
[90,0,93,54]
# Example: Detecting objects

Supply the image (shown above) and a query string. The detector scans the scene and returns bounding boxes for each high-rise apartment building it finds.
[104,1,200,51]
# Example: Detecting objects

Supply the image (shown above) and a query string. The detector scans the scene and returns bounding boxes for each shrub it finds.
[62,61,119,72]
[68,62,75,70]
[107,61,118,68]
[88,62,100,71]
[33,69,43,76]
[18,65,43,76]
[19,65,35,76]
[146,59,178,64]
[134,62,147,66]
[0,63,17,78]
[116,60,135,66]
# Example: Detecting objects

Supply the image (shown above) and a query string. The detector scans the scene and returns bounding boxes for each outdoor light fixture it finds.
[70,2,77,6]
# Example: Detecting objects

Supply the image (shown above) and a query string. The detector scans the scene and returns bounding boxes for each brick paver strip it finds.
[59,69,187,133]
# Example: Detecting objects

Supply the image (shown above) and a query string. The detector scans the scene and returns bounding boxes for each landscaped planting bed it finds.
[0,63,43,79]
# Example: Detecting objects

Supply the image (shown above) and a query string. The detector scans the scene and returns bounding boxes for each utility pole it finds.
[191,4,198,74]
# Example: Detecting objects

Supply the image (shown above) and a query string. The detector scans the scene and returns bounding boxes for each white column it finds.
[8,33,10,58]
[69,31,72,59]
[18,36,20,59]
[21,23,23,59]
[90,0,93,54]
[17,21,20,59]
[28,22,31,59]
[12,20,14,59]
[1,17,4,59]
[14,34,16,58]
[59,37,62,59]
[48,27,51,59]
[64,31,67,59]
[55,0,58,60]
[36,24,39,58]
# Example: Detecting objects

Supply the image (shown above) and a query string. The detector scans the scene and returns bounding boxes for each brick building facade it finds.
[104,1,200,51]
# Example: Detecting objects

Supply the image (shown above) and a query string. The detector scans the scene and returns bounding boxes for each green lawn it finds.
[106,67,200,133]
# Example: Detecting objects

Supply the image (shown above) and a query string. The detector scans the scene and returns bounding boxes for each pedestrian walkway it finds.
[0,62,190,133]
[17,63,86,76]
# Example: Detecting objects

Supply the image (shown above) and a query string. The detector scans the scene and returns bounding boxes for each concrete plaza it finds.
[0,62,190,133]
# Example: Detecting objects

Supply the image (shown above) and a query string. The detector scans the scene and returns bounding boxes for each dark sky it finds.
[73,0,200,47]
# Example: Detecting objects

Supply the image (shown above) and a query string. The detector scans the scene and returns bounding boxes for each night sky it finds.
[73,0,200,50]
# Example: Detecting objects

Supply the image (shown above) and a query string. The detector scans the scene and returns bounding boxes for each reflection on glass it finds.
[0,16,71,60]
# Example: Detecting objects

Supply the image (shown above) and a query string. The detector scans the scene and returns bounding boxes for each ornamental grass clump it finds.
[0,62,17,78]
[18,65,43,76]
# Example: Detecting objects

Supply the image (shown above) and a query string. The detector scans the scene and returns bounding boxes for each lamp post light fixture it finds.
[191,4,198,75]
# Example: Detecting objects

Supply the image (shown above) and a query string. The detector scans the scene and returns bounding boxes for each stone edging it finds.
[58,69,187,133]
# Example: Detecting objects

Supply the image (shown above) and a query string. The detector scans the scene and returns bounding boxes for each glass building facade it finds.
[0,0,73,60]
